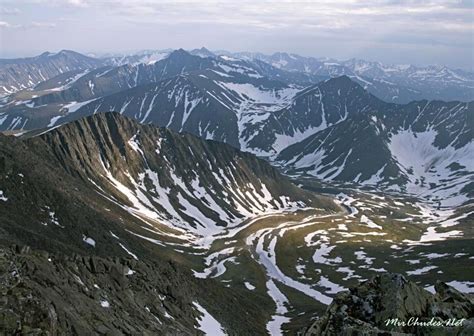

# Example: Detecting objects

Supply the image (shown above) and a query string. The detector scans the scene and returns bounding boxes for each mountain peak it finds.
[58,49,76,55]
[297,75,365,97]
[189,47,215,58]
[170,48,191,57]
[326,74,353,83]
[319,75,370,94]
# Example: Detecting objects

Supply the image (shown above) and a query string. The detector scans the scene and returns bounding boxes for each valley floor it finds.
[125,177,474,335]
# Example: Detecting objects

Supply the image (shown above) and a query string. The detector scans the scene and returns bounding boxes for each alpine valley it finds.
[0,48,473,336]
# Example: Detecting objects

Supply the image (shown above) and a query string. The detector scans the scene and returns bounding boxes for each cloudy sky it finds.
[0,0,473,69]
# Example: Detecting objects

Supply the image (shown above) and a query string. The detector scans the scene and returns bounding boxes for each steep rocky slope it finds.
[37,113,326,236]
[0,244,275,335]
[0,112,338,335]
[2,70,470,206]
[1,113,331,249]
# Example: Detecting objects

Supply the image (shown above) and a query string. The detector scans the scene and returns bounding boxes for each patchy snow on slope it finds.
[0,190,7,201]
[252,229,333,305]
[181,92,202,128]
[336,267,360,281]
[446,281,474,293]
[423,253,450,259]
[354,250,374,266]
[194,302,226,336]
[360,215,382,230]
[273,126,326,157]
[389,129,473,206]
[318,276,346,294]
[266,279,291,336]
[312,242,342,266]
[407,265,438,275]
[135,52,169,65]
[63,98,97,113]
[416,226,463,243]
[97,154,306,249]
[128,133,145,156]
[244,282,256,290]
[193,247,236,278]
[100,300,110,308]
[220,82,296,104]
[82,235,96,247]
[47,115,63,127]
[46,209,63,227]
[362,164,387,185]
[118,242,138,260]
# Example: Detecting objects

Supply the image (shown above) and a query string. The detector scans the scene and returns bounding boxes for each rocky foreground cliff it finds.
[304,273,474,336]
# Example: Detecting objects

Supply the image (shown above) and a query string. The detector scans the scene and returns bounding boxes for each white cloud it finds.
[0,21,12,28]
[1,0,472,69]
[86,0,472,35]
[0,7,21,15]
[30,21,57,28]
[0,20,56,29]
[65,0,88,7]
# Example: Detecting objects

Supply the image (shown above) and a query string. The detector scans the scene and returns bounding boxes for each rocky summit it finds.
[304,273,474,336]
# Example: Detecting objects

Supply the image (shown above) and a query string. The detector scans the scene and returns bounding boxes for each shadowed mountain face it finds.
[1,112,334,249]
[45,113,332,235]
[0,112,338,334]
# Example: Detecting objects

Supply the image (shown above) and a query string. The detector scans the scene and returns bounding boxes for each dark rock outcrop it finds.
[304,273,474,336]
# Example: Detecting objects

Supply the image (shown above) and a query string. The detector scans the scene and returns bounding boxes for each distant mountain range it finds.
[223,50,474,103]
[1,48,473,102]
[0,49,470,207]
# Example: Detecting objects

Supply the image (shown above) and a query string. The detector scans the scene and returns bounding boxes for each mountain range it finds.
[2,48,473,102]
[1,49,470,207]
[0,48,473,335]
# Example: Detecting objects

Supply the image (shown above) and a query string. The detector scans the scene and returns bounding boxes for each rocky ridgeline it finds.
[0,245,272,335]
[304,273,474,336]
[0,245,202,335]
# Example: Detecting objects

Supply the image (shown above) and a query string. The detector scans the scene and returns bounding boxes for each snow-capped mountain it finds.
[0,49,297,133]
[43,113,324,236]
[60,68,297,149]
[101,49,173,66]
[276,77,473,205]
[222,51,474,103]
[0,49,472,206]
[0,50,105,96]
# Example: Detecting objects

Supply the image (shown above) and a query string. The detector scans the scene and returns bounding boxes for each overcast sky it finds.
[0,0,473,69]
